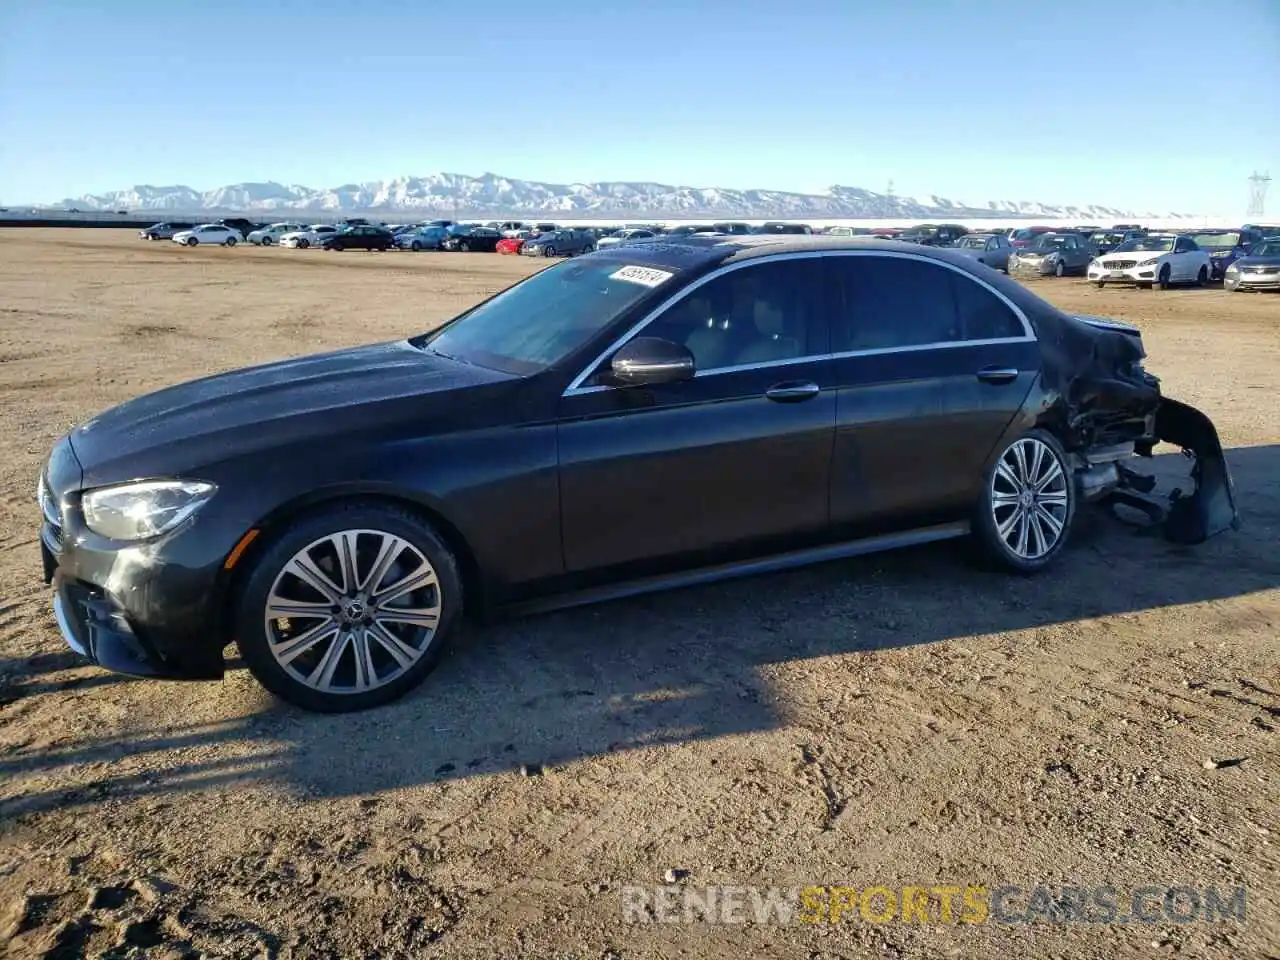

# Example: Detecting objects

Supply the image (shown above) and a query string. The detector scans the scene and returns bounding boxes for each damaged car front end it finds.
[1039,313,1239,543]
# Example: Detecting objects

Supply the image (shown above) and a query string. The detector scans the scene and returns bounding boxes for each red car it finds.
[496,236,526,255]
[1009,226,1055,249]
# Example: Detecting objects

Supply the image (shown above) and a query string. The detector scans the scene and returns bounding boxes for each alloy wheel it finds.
[263,529,442,695]
[989,437,1070,561]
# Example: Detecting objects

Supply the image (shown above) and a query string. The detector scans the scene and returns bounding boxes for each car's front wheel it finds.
[261,236,273,246]
[1158,264,1173,290]
[1197,265,1209,286]
[297,238,310,249]
[1054,260,1065,278]
[973,429,1075,573]
[235,503,463,712]
[185,237,198,246]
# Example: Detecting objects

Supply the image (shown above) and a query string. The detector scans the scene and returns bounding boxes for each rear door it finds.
[557,255,837,572]
[825,252,1040,532]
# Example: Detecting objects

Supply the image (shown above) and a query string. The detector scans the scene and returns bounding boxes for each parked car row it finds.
[137,216,1280,289]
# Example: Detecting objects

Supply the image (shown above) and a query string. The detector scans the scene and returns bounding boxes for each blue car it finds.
[393,225,449,251]
[1189,227,1268,279]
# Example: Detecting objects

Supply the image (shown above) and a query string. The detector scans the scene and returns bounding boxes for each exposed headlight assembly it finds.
[1138,257,1161,267]
[1225,265,1240,275]
[82,479,216,541]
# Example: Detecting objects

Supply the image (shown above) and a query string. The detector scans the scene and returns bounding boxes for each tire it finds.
[544,246,556,257]
[235,502,463,713]
[458,241,470,252]
[186,237,198,246]
[1095,281,1105,288]
[298,238,310,249]
[1197,265,1208,287]
[331,243,344,252]
[1054,260,1064,278]
[225,236,237,247]
[972,429,1076,574]
[261,236,273,246]
[411,240,422,251]
[1158,265,1172,290]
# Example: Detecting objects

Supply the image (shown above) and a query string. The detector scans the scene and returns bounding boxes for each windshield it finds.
[422,260,674,375]
[1113,237,1174,253]
[956,236,988,249]
[1026,234,1071,251]
[1249,240,1280,257]
[1092,232,1123,243]
[1189,232,1240,250]
[1011,228,1046,241]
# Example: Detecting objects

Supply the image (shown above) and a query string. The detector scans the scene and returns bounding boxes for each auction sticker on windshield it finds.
[610,265,674,288]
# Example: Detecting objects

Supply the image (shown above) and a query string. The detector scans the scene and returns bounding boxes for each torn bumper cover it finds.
[1151,398,1240,542]
[1099,398,1241,543]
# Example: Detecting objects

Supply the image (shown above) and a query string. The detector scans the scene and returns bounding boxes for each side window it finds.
[642,259,828,372]
[830,256,960,351]
[1064,236,1078,249]
[1175,237,1191,253]
[951,274,1025,341]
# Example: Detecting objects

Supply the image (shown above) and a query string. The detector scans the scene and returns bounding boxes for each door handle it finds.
[976,366,1019,385]
[765,381,821,402]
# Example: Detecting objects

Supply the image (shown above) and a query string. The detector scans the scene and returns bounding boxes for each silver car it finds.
[1009,232,1093,277]
[953,233,1011,272]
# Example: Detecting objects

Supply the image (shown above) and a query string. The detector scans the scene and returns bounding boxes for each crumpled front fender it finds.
[1153,398,1241,543]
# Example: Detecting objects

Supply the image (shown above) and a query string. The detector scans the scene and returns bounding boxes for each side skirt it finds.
[501,521,971,619]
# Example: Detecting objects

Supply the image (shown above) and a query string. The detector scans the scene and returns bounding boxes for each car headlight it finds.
[1225,265,1239,275]
[81,479,216,541]
[1137,257,1161,267]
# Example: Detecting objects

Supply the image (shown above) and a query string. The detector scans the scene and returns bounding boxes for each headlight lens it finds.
[1225,265,1239,275]
[81,479,216,541]
[1138,257,1161,266]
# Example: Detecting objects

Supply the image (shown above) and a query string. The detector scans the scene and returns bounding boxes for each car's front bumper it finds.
[1088,263,1161,284]
[38,440,239,680]
[1225,270,1280,290]
[1009,258,1057,276]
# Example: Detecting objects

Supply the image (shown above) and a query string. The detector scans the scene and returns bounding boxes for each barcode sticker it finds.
[609,265,674,287]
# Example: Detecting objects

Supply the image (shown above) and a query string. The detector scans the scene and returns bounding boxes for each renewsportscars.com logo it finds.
[620,884,1248,926]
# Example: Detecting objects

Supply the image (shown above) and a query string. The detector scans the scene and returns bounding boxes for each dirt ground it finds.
[0,229,1276,959]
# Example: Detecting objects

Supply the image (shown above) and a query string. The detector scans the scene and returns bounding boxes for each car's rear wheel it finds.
[973,429,1075,573]
[235,503,462,713]
[224,236,237,247]
[1158,264,1172,290]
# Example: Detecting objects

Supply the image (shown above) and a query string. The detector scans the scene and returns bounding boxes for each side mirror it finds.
[609,337,695,386]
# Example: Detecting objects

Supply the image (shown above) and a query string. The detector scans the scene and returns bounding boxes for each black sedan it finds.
[441,226,503,252]
[36,238,1238,712]
[322,226,394,251]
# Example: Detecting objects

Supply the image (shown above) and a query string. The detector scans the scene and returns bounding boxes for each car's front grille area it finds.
[1105,260,1137,270]
[1245,266,1280,275]
[38,472,64,545]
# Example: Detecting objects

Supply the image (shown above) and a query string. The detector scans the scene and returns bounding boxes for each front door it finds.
[557,255,837,572]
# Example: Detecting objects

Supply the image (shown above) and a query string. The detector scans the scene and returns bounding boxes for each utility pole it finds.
[1247,171,1270,218]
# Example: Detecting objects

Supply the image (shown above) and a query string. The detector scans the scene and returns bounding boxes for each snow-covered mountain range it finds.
[48,172,1194,220]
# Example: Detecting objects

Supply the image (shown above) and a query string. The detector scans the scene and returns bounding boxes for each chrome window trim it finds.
[562,248,1037,398]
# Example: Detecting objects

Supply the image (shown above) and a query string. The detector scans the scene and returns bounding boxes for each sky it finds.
[1,0,1277,214]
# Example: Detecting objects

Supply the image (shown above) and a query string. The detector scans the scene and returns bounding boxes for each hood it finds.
[69,341,515,485]
[1230,253,1280,268]
[1098,249,1164,262]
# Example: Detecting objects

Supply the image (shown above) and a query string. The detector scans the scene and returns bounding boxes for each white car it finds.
[171,224,242,247]
[596,228,658,249]
[1088,234,1212,289]
[246,222,306,246]
[279,224,340,249]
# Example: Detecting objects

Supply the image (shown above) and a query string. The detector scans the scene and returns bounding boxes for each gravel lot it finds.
[1,229,1276,959]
